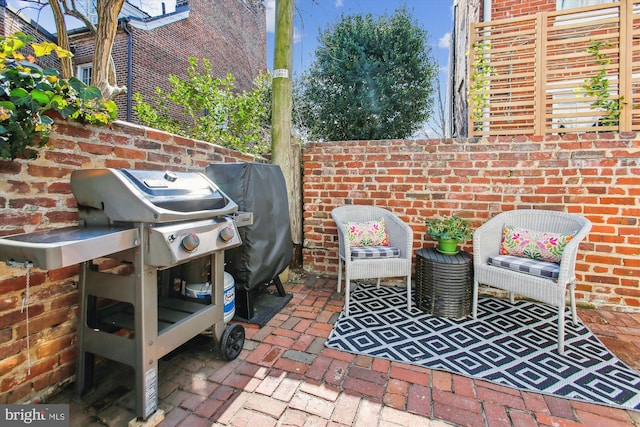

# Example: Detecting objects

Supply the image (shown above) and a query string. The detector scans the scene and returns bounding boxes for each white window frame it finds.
[77,64,93,86]
[556,0,614,10]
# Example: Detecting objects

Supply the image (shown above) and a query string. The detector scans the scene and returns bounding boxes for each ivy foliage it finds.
[0,32,118,160]
[293,8,438,141]
[468,41,496,130]
[133,58,271,156]
[580,39,624,127]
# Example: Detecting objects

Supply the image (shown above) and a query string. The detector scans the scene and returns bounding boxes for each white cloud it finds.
[438,32,451,49]
[335,0,344,7]
[294,27,303,44]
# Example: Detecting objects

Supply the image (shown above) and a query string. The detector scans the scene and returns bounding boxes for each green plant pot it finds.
[437,239,459,255]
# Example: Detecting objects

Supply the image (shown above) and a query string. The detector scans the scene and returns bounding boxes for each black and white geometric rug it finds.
[325,284,640,411]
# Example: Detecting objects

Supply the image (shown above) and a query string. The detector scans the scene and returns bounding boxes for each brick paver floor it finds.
[51,270,640,426]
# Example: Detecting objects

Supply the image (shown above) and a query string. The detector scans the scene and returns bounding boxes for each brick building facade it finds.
[1,0,266,123]
[483,0,557,19]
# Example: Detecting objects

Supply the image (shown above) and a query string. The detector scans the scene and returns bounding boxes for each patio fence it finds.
[468,0,640,136]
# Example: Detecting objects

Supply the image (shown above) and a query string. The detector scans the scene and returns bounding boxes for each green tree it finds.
[294,8,437,141]
[133,58,271,156]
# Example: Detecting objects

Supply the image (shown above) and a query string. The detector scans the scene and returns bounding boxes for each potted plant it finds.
[425,215,473,254]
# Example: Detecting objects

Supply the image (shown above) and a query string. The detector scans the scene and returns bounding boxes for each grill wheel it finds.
[219,323,245,361]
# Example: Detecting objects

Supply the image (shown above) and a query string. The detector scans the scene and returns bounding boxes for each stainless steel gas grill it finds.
[0,168,247,422]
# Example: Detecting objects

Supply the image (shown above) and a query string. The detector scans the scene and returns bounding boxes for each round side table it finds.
[415,248,473,318]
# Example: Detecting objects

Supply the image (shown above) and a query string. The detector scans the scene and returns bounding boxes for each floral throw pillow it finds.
[500,225,575,263]
[343,218,390,247]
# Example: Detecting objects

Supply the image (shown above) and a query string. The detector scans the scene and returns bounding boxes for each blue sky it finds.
[264,0,453,77]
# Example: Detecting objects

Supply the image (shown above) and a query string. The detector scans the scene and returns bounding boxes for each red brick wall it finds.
[302,135,640,312]
[489,0,555,20]
[0,120,258,404]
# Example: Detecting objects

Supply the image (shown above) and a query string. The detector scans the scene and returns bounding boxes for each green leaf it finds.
[0,100,16,111]
[39,114,54,125]
[30,89,51,105]
[58,105,75,119]
[49,94,65,108]
[67,77,86,93]
[34,81,54,92]
[43,68,59,77]
[82,86,103,100]
[9,87,28,99]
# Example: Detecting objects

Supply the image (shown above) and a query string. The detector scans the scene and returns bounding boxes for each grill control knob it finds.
[164,171,178,182]
[219,226,235,242]
[181,233,200,251]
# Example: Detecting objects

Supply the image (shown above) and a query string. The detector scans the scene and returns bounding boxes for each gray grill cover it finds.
[205,162,292,291]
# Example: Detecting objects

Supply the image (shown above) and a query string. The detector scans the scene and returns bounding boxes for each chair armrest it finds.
[332,214,350,261]
[557,219,592,285]
[384,213,414,259]
[472,214,504,266]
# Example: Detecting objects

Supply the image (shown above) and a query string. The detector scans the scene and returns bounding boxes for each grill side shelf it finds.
[0,227,140,270]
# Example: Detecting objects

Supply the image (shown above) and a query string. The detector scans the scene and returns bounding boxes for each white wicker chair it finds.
[472,209,592,355]
[332,206,413,316]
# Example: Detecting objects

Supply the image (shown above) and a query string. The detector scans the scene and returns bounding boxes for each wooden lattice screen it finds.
[469,0,640,136]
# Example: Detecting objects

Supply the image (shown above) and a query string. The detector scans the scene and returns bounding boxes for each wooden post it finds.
[534,12,547,136]
[619,0,632,132]
[271,0,302,265]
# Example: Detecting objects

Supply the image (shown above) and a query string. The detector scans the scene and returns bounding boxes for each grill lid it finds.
[71,168,238,223]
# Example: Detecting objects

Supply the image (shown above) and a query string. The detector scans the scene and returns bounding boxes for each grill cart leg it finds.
[74,261,95,396]
[135,246,160,420]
